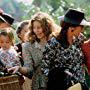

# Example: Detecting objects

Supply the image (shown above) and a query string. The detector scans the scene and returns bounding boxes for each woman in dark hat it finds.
[0,9,14,29]
[41,8,90,90]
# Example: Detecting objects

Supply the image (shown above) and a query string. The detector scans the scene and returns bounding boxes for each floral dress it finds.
[22,41,47,90]
[0,47,20,68]
[41,35,86,89]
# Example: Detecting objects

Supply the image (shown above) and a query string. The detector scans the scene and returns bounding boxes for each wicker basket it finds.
[22,77,32,90]
[0,75,22,90]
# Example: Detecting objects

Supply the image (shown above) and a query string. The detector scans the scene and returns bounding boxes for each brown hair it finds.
[0,28,14,45]
[57,21,83,48]
[29,12,60,43]
[16,20,30,39]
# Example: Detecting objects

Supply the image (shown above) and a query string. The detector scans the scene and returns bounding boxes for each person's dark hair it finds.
[16,20,29,39]
[57,21,81,48]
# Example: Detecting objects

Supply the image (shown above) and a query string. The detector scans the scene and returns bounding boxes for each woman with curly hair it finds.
[8,11,60,90]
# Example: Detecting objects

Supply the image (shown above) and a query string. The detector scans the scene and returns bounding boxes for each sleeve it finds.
[22,42,34,78]
[41,41,56,76]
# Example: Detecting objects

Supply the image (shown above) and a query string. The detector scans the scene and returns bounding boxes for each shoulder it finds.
[45,37,60,49]
[22,41,35,52]
[22,41,31,48]
[47,37,59,47]
[82,39,90,47]
[84,39,90,44]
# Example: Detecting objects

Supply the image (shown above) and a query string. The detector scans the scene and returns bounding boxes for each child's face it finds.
[33,21,46,40]
[0,35,12,50]
[19,25,30,42]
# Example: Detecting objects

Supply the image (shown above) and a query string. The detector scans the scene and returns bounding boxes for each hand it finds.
[8,66,20,74]
[17,52,22,58]
[64,70,73,77]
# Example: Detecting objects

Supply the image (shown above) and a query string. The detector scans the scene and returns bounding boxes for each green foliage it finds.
[1,0,90,39]
[84,27,90,38]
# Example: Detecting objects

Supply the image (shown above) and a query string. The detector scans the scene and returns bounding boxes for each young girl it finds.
[15,20,31,90]
[15,20,30,66]
[0,29,20,68]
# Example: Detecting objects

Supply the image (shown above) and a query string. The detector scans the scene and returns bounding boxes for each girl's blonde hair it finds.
[0,28,14,45]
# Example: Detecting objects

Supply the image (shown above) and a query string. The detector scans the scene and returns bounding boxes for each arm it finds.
[41,38,58,76]
[22,42,34,78]
[8,42,34,79]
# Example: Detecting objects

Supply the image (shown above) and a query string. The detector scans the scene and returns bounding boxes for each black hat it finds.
[58,8,90,26]
[0,13,14,25]
[0,15,7,22]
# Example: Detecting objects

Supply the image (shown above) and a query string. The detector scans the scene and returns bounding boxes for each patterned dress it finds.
[41,36,86,89]
[22,41,47,90]
[0,47,20,68]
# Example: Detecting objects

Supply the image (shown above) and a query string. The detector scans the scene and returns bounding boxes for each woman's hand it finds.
[8,66,20,74]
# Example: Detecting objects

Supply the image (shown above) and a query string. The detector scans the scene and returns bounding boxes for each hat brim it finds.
[58,15,64,21]
[58,15,90,26]
[0,16,8,23]
[0,13,14,25]
[80,19,90,26]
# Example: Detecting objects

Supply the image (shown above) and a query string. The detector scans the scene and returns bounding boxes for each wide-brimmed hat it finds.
[58,8,90,26]
[0,15,7,22]
[0,13,14,25]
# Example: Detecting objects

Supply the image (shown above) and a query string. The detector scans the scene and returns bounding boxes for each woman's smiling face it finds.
[33,21,46,40]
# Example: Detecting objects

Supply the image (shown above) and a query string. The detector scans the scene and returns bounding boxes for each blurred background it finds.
[0,0,90,38]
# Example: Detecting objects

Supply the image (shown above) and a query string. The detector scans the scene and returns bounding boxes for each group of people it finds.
[0,8,90,90]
